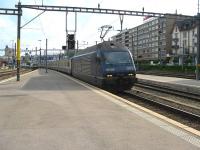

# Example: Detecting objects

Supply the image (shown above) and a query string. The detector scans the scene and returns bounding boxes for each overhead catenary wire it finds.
[33,0,47,38]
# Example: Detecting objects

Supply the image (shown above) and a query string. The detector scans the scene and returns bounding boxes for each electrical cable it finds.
[33,0,47,38]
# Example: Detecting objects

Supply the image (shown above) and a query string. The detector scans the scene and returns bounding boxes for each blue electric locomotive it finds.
[71,41,137,90]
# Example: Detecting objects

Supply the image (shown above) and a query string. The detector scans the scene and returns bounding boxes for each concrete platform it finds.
[137,74,200,95]
[0,69,199,150]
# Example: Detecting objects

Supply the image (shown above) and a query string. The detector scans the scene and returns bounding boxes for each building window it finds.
[175,33,178,38]
[175,26,178,32]
[193,30,195,36]
[125,36,129,39]
[192,47,195,53]
[183,40,187,48]
[183,32,187,38]
[192,39,195,46]
[162,29,166,33]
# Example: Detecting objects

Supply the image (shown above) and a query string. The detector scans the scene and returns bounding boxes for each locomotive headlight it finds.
[128,73,134,76]
[126,66,133,70]
[106,68,115,72]
[107,74,112,77]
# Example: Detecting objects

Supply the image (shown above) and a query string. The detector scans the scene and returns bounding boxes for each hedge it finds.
[138,64,196,73]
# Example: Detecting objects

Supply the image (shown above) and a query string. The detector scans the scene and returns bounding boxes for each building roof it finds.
[176,19,197,31]
[0,57,7,62]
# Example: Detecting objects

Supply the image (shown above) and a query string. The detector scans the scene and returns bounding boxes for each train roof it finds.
[75,41,128,56]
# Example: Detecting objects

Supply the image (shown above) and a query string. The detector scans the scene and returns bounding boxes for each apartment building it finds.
[112,15,190,63]
[171,19,197,65]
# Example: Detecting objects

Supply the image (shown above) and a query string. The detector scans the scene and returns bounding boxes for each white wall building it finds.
[171,19,197,65]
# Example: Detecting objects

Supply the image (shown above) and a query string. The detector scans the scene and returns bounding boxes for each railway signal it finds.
[68,34,75,50]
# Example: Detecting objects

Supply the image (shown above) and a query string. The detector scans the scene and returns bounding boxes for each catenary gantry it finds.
[16,4,193,18]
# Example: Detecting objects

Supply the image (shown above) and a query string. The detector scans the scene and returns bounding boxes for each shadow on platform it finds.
[21,75,88,91]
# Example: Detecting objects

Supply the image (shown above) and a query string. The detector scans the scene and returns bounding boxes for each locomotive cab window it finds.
[103,51,132,65]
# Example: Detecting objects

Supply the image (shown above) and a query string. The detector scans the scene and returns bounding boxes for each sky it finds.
[0,0,198,56]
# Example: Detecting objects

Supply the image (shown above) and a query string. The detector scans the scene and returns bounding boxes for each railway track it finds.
[0,69,32,81]
[135,82,200,102]
[116,83,200,130]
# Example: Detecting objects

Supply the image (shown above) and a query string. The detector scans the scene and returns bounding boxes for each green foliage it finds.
[138,64,196,73]
[185,56,192,64]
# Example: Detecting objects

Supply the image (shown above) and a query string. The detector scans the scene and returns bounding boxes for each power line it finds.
[33,0,47,38]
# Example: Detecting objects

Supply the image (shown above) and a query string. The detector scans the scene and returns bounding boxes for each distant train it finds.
[48,41,137,91]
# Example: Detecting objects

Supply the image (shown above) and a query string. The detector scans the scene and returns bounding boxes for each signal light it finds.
[107,75,112,77]
[68,40,75,49]
[67,34,75,50]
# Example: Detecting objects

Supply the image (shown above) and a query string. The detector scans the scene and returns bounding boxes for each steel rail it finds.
[0,69,30,79]
[0,70,16,77]
[135,82,200,102]
[123,90,200,120]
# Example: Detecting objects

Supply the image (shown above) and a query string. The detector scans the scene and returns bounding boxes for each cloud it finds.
[0,19,7,28]
[0,16,17,44]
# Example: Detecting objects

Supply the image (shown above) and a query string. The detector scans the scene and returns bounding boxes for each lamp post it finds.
[45,38,48,73]
[38,40,41,67]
